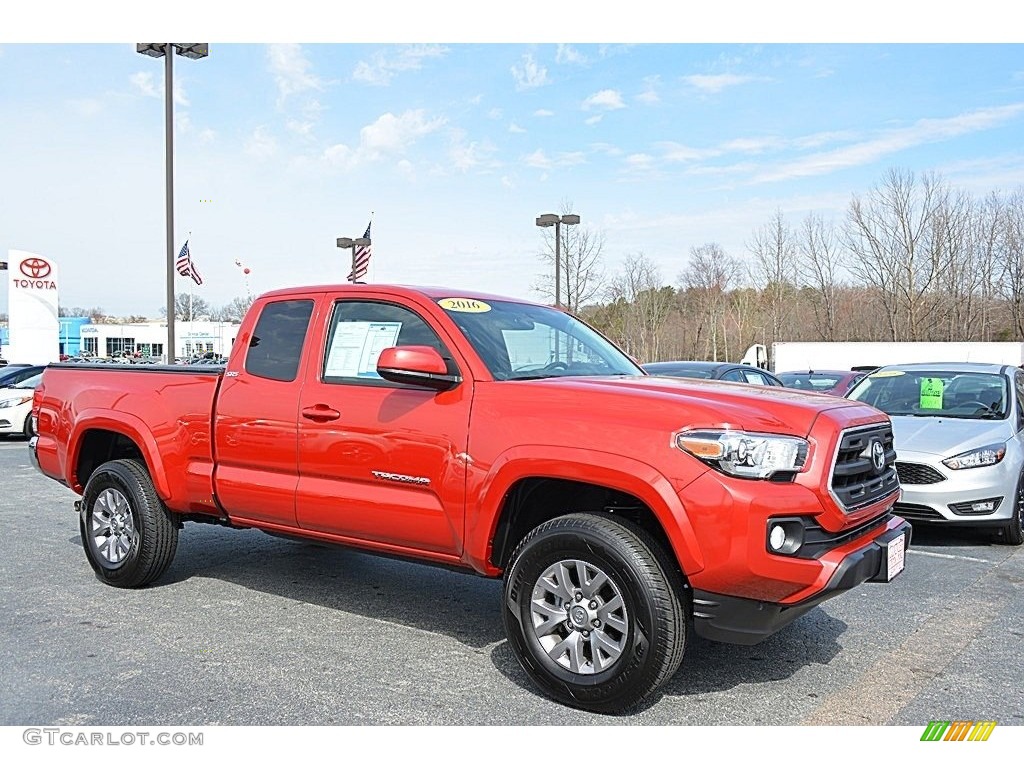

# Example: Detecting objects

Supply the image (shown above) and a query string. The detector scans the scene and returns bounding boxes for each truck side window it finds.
[245,299,315,382]
[322,300,457,385]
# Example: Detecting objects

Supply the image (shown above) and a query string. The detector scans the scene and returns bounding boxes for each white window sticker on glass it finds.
[325,321,402,378]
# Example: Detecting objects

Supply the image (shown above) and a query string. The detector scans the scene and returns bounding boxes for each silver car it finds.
[846,362,1023,544]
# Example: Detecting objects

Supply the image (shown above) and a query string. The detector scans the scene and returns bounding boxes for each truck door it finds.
[213,297,317,528]
[295,295,471,555]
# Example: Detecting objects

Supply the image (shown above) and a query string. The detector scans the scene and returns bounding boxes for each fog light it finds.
[971,501,996,512]
[769,525,787,551]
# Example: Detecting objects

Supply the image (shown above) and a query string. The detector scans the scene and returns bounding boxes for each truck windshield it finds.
[847,369,1008,420]
[438,299,643,380]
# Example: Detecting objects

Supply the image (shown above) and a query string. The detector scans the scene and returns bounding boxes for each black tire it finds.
[999,472,1024,546]
[80,458,179,587]
[22,413,34,439]
[502,513,686,713]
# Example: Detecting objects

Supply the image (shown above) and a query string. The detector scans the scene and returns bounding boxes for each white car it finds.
[0,371,42,438]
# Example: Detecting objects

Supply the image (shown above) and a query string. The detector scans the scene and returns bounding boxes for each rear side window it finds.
[245,299,315,382]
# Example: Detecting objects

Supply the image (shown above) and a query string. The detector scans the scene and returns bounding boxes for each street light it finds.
[136,43,209,363]
[337,236,371,283]
[535,213,580,310]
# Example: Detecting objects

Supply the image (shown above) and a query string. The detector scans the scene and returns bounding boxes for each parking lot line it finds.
[908,549,994,564]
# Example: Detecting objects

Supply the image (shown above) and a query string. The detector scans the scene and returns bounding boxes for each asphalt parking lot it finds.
[1,436,1022,726]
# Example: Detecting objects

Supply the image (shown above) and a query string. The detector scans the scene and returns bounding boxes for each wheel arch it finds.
[68,413,168,500]
[469,447,705,578]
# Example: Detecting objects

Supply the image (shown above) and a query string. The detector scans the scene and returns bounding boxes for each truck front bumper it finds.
[691,517,912,645]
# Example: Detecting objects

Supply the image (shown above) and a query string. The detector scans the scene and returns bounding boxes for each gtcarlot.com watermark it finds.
[23,728,203,747]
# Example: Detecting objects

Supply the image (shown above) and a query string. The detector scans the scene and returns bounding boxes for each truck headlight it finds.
[0,395,32,409]
[942,443,1006,470]
[676,429,809,479]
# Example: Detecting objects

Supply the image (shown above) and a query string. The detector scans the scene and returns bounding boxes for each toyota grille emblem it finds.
[20,257,52,279]
[870,440,885,472]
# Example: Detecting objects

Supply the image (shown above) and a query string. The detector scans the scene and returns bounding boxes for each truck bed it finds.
[33,363,224,515]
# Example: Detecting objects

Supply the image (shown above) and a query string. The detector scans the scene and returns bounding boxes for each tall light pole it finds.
[137,43,209,363]
[337,236,371,283]
[535,212,580,310]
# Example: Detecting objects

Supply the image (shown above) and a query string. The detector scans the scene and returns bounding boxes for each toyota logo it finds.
[20,257,52,279]
[870,440,886,472]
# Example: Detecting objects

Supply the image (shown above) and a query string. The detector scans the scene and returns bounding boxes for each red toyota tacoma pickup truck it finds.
[30,285,909,712]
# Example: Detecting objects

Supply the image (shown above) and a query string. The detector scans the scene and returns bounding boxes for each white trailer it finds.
[742,342,1024,373]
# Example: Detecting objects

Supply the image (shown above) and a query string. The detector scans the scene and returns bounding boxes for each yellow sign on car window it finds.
[438,298,491,313]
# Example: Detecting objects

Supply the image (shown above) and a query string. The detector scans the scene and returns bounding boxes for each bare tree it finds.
[533,200,605,313]
[843,168,946,341]
[747,209,798,346]
[216,296,256,323]
[679,243,741,360]
[166,293,212,322]
[998,188,1024,338]
[796,212,843,341]
[604,254,674,362]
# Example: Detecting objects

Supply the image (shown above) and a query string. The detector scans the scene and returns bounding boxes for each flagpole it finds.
[188,230,193,360]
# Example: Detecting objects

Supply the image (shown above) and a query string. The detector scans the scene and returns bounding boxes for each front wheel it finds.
[502,513,686,713]
[999,471,1024,546]
[80,458,179,587]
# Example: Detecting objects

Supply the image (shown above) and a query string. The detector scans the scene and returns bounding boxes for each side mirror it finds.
[377,346,461,391]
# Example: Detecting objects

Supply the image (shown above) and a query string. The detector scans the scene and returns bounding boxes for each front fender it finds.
[465,444,705,577]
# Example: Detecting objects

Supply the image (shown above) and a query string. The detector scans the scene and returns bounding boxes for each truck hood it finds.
[522,375,865,437]
[890,414,1013,458]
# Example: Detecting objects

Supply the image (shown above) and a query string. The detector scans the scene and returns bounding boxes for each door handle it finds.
[301,405,341,422]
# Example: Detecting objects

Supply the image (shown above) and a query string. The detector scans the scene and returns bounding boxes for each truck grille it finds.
[830,424,900,513]
[894,462,946,485]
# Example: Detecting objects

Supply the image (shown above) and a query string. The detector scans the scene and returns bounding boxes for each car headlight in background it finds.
[676,429,809,479]
[0,395,32,409]
[942,443,1006,470]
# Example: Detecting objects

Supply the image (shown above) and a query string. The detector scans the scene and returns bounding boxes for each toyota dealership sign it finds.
[7,250,59,364]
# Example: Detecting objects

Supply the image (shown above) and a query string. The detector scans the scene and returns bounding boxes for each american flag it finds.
[175,239,203,286]
[346,221,372,282]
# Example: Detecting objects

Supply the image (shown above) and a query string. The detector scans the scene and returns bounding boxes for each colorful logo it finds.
[19,257,52,279]
[920,721,996,742]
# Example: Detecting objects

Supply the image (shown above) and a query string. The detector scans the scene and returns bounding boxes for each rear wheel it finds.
[22,413,34,439]
[80,459,179,587]
[502,513,686,713]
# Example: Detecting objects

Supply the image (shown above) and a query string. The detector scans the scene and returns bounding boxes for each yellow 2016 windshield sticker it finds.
[920,377,944,409]
[439,298,491,313]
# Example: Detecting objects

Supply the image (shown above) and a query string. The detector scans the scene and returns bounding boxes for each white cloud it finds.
[487,108,503,120]
[637,76,660,105]
[556,44,587,65]
[658,142,717,163]
[582,89,625,111]
[130,71,159,98]
[267,44,322,103]
[720,137,783,154]
[523,149,585,169]
[511,54,550,90]
[199,129,216,144]
[352,45,448,86]
[286,119,315,136]
[682,73,759,94]
[323,143,352,166]
[323,110,446,169]
[508,123,526,134]
[626,153,655,168]
[245,127,277,159]
[534,109,554,118]
[585,115,603,125]
[360,110,446,156]
[754,103,1024,183]
[501,175,515,189]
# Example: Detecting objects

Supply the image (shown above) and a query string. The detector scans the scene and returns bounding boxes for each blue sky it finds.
[2,9,1023,317]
